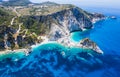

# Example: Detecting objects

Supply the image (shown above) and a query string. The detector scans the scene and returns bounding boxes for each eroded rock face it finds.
[48,7,93,41]
[0,3,105,51]
[45,8,105,54]
[80,38,103,54]
[19,6,105,42]
[80,38,96,49]
[47,8,105,41]
[52,8,93,30]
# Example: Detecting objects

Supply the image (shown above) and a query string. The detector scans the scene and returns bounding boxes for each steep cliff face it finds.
[0,4,105,50]
[20,7,104,41]
[47,7,93,40]
[51,7,93,30]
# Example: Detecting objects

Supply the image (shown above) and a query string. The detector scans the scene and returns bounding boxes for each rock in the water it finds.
[80,38,103,54]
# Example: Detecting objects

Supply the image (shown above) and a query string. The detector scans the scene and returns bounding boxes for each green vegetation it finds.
[0,7,14,25]
[0,7,41,50]
[2,0,31,6]
[0,1,102,51]
[15,3,75,16]
[38,1,59,6]
[19,16,50,35]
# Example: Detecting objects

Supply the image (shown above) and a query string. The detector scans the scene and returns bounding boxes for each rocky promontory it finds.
[0,1,105,56]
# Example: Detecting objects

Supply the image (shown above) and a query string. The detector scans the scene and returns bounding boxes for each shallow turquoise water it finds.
[0,42,119,77]
[0,51,25,61]
[32,43,94,57]
[71,29,91,42]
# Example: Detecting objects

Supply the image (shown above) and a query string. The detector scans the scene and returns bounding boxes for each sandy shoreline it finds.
[0,49,29,56]
[0,36,49,57]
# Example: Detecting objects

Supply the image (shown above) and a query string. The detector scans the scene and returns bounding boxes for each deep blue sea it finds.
[71,17,120,55]
[0,8,120,77]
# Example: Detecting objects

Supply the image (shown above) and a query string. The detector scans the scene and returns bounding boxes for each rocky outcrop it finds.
[47,7,104,41]
[0,3,105,52]
[80,38,103,54]
[88,12,105,23]
[20,7,93,41]
[21,7,104,41]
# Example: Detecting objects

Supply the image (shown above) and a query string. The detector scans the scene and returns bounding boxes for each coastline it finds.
[0,49,28,61]
[0,33,103,61]
[0,16,105,61]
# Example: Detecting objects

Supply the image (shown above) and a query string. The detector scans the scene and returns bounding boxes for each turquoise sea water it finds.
[71,17,120,55]
[71,29,90,42]
[0,51,25,61]
[0,9,120,77]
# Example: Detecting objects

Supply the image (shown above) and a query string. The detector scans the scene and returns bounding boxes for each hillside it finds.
[13,4,74,16]
[0,7,15,25]
[38,1,59,6]
[2,0,31,6]
[0,2,104,51]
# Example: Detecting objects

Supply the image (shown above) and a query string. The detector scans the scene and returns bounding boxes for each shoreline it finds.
[0,48,29,61]
[0,48,29,56]
[0,17,105,60]
[0,34,103,59]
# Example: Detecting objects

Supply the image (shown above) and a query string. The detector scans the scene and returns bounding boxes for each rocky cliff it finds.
[0,3,105,51]
[20,7,104,41]
[47,7,100,41]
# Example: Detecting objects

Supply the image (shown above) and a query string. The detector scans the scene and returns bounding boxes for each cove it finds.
[71,17,120,55]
